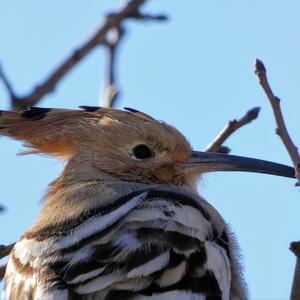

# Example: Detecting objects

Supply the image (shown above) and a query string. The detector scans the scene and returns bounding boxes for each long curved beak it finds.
[184,151,295,178]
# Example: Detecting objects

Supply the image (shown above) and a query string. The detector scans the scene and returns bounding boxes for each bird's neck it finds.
[31,156,146,233]
[60,155,118,184]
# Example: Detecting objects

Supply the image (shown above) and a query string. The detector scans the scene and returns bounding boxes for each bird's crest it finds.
[0,106,189,160]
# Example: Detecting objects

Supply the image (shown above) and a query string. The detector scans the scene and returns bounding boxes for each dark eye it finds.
[132,144,153,159]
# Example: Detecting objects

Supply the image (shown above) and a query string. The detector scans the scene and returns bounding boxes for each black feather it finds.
[21,107,52,120]
[79,105,101,112]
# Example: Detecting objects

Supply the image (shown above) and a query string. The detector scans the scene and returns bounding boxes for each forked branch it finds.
[0,0,167,111]
[254,59,300,184]
[254,59,300,300]
[0,0,167,282]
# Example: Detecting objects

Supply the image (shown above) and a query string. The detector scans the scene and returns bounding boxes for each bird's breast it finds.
[5,187,231,300]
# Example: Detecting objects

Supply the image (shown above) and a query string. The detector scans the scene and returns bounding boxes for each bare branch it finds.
[0,243,15,260]
[0,64,18,102]
[4,0,167,111]
[290,241,300,300]
[0,244,15,282]
[254,59,300,185]
[101,26,125,107]
[254,59,300,300]
[0,265,6,282]
[205,107,260,153]
[100,9,167,108]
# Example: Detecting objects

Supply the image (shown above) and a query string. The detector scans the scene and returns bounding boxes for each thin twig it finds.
[100,9,167,108]
[0,244,15,260]
[290,242,300,300]
[101,25,125,107]
[205,107,260,153]
[254,59,300,184]
[2,0,167,111]
[0,64,18,102]
[0,265,6,282]
[0,243,15,282]
[254,59,300,300]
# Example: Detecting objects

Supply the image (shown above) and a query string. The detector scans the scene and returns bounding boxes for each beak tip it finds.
[191,151,295,179]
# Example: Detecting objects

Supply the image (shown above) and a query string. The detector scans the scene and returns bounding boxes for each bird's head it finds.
[0,106,294,188]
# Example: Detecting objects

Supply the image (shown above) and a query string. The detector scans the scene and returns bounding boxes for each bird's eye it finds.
[132,144,153,159]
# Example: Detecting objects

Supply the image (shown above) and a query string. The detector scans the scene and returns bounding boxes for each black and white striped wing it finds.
[5,189,231,300]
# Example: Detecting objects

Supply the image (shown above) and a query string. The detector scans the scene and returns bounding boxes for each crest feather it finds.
[0,106,157,157]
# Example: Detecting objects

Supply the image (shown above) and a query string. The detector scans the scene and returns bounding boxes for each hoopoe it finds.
[1,106,294,300]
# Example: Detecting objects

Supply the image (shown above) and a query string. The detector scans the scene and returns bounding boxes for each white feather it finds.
[75,271,123,294]
[125,201,212,241]
[13,238,53,265]
[157,261,186,287]
[55,192,148,250]
[34,287,68,300]
[112,277,151,291]
[66,246,95,264]
[205,242,231,300]
[136,291,206,300]
[67,267,106,284]
[113,232,140,250]
[23,275,37,296]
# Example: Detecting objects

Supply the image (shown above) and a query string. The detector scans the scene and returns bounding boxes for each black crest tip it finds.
[21,107,52,120]
[124,107,141,113]
[79,106,101,112]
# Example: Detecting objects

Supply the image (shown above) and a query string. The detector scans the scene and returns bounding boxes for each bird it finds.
[0,106,294,300]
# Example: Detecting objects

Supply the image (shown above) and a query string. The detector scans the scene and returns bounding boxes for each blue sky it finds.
[0,1,300,299]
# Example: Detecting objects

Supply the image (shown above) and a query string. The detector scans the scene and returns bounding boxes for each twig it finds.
[254,59,300,184]
[0,64,19,103]
[254,59,300,300]
[0,265,6,281]
[1,0,167,111]
[101,25,125,107]
[0,243,14,260]
[290,242,300,300]
[100,8,167,108]
[205,107,260,153]
[0,243,15,282]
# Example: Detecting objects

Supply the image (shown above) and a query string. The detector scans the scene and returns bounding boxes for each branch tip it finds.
[138,13,168,21]
[254,58,266,74]
[290,241,300,256]
[247,106,260,120]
